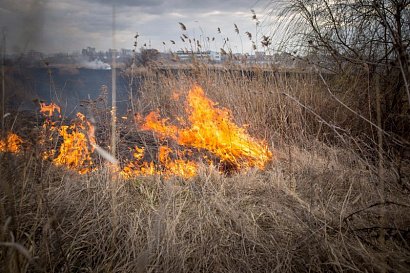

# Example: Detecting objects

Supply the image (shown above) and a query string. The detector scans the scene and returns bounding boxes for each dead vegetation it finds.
[2,1,410,270]
[1,63,410,272]
[1,139,409,273]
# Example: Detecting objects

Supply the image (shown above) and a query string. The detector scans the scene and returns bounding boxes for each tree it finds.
[276,0,410,138]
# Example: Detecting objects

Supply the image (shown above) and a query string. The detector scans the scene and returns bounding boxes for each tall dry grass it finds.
[1,64,409,272]
[1,140,409,272]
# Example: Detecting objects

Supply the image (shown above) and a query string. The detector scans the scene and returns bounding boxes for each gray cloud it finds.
[82,0,257,14]
[0,0,266,53]
[83,0,254,8]
[84,0,164,7]
[172,0,256,10]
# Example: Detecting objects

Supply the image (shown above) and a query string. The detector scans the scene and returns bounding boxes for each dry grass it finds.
[1,141,409,273]
[1,65,410,272]
[135,65,389,148]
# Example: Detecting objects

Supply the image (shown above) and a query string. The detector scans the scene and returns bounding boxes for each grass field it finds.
[1,64,409,272]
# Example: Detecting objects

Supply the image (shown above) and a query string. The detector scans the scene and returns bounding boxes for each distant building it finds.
[26,50,44,60]
[108,48,119,58]
[82,47,96,60]
[121,48,133,57]
[176,50,221,63]
[255,51,265,62]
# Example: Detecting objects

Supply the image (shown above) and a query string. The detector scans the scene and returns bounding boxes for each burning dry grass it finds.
[134,66,333,146]
[1,141,409,273]
[134,84,272,172]
[1,84,273,178]
[0,132,23,153]
[1,66,409,272]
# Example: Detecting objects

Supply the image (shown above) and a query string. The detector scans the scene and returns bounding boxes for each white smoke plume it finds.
[79,59,111,70]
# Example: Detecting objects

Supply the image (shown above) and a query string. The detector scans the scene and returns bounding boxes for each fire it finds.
[139,84,272,172]
[120,145,197,178]
[39,102,61,118]
[39,102,62,160]
[0,132,23,153]
[4,84,273,179]
[121,146,155,177]
[158,146,197,177]
[39,103,95,174]
[52,113,95,174]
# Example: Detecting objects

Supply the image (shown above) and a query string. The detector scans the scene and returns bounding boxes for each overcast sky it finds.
[0,0,276,54]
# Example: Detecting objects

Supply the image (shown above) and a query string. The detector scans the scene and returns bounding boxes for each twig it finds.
[343,201,410,221]
[315,67,388,137]
[281,92,348,144]
[315,66,409,148]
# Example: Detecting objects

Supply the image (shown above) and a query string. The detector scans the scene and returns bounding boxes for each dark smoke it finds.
[20,0,48,52]
[0,0,48,53]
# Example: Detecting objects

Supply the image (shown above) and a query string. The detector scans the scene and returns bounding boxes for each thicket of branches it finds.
[273,0,409,145]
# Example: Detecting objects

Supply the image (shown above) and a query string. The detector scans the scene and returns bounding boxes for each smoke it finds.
[0,0,48,53]
[78,59,111,70]
[73,53,111,69]
[23,0,47,50]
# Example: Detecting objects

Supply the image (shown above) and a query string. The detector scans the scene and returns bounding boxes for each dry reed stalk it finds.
[110,4,118,172]
[376,75,386,273]
[1,29,5,137]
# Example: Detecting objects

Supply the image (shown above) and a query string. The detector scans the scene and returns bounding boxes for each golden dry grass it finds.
[1,141,409,273]
[1,65,409,272]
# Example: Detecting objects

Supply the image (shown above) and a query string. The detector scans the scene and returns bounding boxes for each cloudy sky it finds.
[0,0,276,54]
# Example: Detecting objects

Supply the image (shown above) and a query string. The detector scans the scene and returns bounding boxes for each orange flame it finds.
[52,113,95,174]
[39,103,61,160]
[140,84,272,172]
[0,132,23,153]
[121,146,155,178]
[5,84,273,179]
[38,103,95,174]
[39,102,61,118]
[158,146,197,177]
[120,145,197,178]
